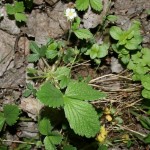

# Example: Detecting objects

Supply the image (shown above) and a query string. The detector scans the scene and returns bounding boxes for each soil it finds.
[0,0,150,149]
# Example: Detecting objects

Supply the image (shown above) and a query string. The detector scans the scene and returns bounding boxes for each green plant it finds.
[6,1,27,22]
[23,83,37,97]
[110,21,143,64]
[0,104,20,132]
[75,0,103,11]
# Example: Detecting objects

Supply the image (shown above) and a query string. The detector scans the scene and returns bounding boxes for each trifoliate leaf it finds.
[44,136,56,150]
[74,29,93,40]
[76,0,89,11]
[0,112,5,132]
[142,89,150,99]
[141,75,150,90]
[38,118,52,135]
[90,0,103,11]
[65,80,106,101]
[36,82,64,108]
[64,97,100,138]
[110,26,123,40]
[4,104,20,126]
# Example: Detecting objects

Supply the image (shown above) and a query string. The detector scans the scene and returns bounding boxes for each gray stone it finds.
[0,7,20,34]
[27,1,70,45]
[45,0,58,6]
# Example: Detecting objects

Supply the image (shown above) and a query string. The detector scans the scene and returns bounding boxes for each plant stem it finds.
[67,22,72,43]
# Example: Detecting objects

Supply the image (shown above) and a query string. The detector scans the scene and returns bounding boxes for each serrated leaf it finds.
[90,0,103,11]
[142,89,150,99]
[65,80,106,101]
[44,136,56,150]
[74,29,93,40]
[15,13,27,22]
[38,118,52,135]
[4,104,20,126]
[27,54,40,62]
[46,50,58,59]
[14,1,25,13]
[0,112,5,132]
[64,97,100,137]
[36,82,64,108]
[110,26,123,40]
[6,4,15,15]
[76,0,89,11]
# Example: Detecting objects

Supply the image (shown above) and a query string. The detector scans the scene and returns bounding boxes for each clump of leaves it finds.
[6,1,27,22]
[0,104,20,132]
[23,83,37,97]
[36,81,106,138]
[110,21,143,64]
[85,43,110,64]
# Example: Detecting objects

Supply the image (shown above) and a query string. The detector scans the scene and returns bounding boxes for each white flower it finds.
[65,8,77,21]
[0,13,4,18]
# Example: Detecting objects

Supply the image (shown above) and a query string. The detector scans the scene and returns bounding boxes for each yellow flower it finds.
[96,126,108,143]
[122,134,130,143]
[105,114,112,122]
[104,107,111,115]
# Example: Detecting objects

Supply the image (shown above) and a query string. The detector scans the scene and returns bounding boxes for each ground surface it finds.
[0,0,150,149]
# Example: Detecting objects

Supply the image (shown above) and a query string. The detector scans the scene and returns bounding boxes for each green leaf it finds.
[27,83,34,90]
[49,131,63,144]
[4,104,20,126]
[23,89,32,98]
[110,26,123,40]
[27,54,40,62]
[0,112,5,132]
[64,97,100,137]
[36,82,64,108]
[144,134,150,144]
[71,17,81,31]
[141,75,150,90]
[90,0,103,11]
[15,13,27,22]
[107,15,118,22]
[44,136,56,150]
[125,37,142,50]
[97,43,109,58]
[65,80,106,101]
[38,118,52,135]
[30,41,40,54]
[54,67,70,80]
[46,50,58,59]
[63,145,77,150]
[139,115,150,130]
[14,1,25,13]
[74,29,93,40]
[142,89,150,99]
[76,0,89,11]
[6,4,15,15]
